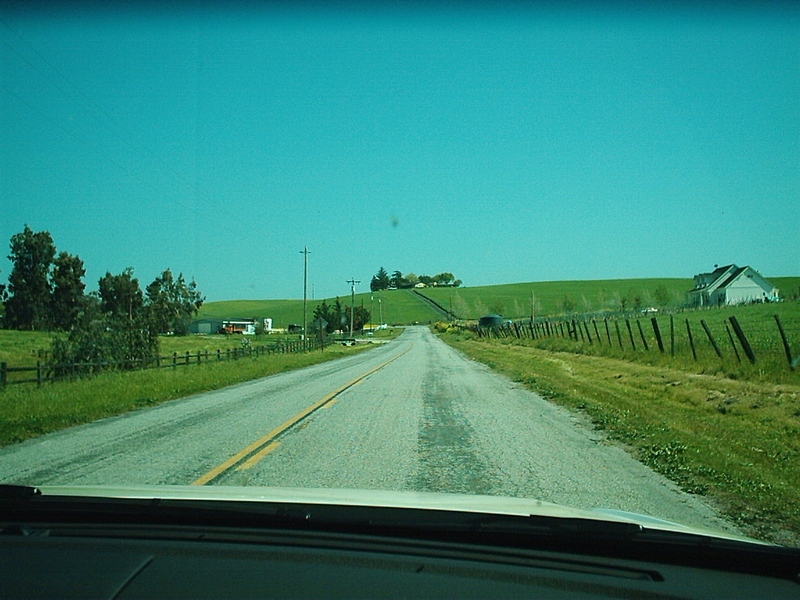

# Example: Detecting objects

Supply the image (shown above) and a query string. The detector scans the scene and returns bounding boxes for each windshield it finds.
[1,0,798,550]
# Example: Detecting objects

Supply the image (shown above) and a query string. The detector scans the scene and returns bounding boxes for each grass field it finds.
[438,331,800,545]
[197,288,443,327]
[421,276,800,320]
[0,330,303,369]
[467,301,800,385]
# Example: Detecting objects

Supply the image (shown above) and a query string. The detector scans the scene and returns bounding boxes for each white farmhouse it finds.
[686,265,779,307]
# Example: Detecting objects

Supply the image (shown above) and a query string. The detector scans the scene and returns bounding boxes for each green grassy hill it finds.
[420,278,692,319]
[196,289,443,328]
[197,276,800,326]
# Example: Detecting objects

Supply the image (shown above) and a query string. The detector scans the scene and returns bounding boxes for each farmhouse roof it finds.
[690,264,773,293]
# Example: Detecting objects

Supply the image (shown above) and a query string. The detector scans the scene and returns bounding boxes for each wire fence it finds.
[1,336,331,386]
[471,311,798,372]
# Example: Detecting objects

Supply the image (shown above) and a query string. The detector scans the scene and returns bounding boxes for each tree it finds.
[370,267,390,292]
[98,268,143,321]
[403,273,418,288]
[312,298,346,334]
[390,270,405,289]
[345,305,370,332]
[433,272,454,286]
[418,274,433,286]
[5,225,56,330]
[628,289,643,311]
[50,252,86,331]
[50,303,159,373]
[654,285,670,307]
[145,269,204,334]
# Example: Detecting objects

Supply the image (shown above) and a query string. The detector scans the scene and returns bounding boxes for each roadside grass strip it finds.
[0,344,374,448]
[439,333,800,546]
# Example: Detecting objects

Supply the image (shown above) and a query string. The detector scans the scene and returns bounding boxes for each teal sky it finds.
[2,1,798,302]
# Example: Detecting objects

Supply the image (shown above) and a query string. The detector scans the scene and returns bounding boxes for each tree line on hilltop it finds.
[0,225,204,369]
[370,267,461,292]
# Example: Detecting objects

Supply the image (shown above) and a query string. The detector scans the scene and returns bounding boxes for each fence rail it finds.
[1,336,333,387]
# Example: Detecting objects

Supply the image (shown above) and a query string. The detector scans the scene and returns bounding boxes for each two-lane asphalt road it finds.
[0,326,732,531]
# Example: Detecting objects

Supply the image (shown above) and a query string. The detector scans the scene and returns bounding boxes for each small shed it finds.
[479,314,504,328]
[189,318,225,334]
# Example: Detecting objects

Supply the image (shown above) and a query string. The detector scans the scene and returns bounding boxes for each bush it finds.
[50,313,159,375]
[432,321,450,333]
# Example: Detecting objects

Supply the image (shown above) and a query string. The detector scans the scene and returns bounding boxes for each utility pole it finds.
[300,247,310,349]
[346,278,360,337]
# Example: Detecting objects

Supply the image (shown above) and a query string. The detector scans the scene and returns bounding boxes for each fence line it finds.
[1,336,332,387]
[471,311,798,372]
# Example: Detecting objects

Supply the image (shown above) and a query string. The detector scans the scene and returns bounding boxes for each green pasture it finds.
[422,276,800,320]
[488,301,800,385]
[0,330,52,366]
[197,289,442,327]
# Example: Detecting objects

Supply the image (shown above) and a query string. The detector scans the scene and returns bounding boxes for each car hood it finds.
[34,484,761,546]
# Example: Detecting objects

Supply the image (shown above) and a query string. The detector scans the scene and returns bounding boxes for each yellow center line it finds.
[191,344,411,485]
[236,441,280,471]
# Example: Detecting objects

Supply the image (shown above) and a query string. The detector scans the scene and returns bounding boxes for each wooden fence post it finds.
[774,315,794,370]
[604,319,612,346]
[625,320,636,350]
[592,320,601,345]
[172,352,177,369]
[724,322,741,363]
[670,314,675,357]
[685,319,697,361]
[615,320,623,348]
[636,320,649,351]
[0,362,6,386]
[651,317,664,353]
[700,319,723,359]
[37,360,42,386]
[729,316,756,364]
